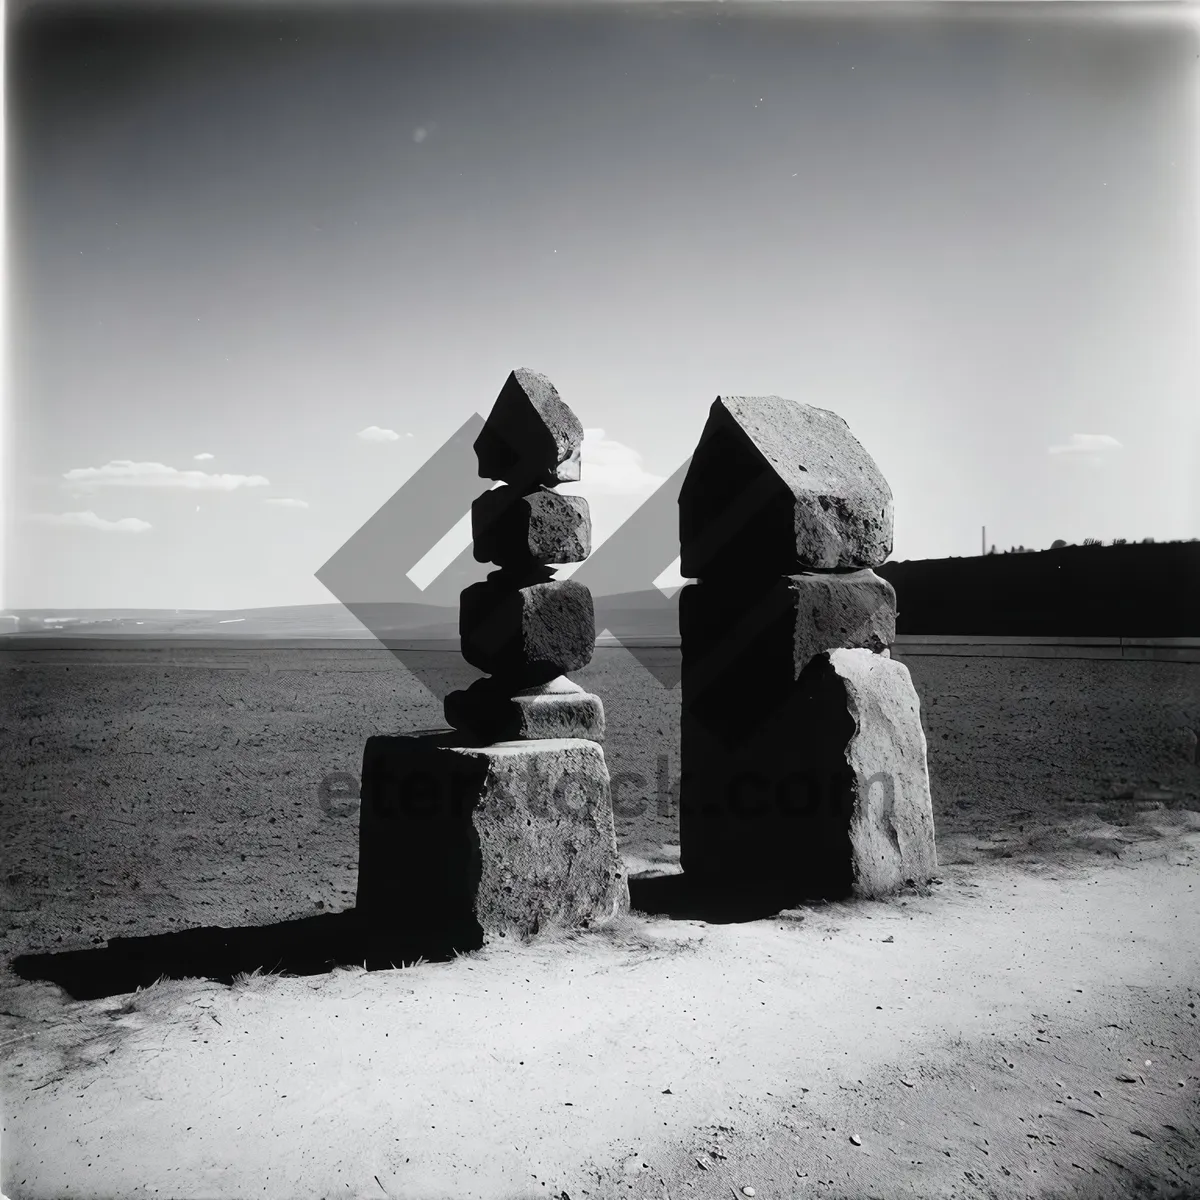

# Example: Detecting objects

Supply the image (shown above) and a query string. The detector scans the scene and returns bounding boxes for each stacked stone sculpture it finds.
[677,395,937,902]
[356,370,628,952]
[444,369,606,743]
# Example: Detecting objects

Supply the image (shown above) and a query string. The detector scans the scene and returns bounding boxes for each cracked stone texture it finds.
[356,732,628,945]
[829,647,938,898]
[679,648,935,902]
[678,395,894,578]
[445,675,605,742]
[473,369,584,488]
[472,486,591,567]
[678,571,896,748]
[460,577,595,685]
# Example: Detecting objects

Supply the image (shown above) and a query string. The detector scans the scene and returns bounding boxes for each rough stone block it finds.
[679,570,896,747]
[357,732,628,948]
[679,649,935,902]
[474,369,584,488]
[473,485,591,566]
[678,395,893,578]
[460,576,595,684]
[445,675,605,742]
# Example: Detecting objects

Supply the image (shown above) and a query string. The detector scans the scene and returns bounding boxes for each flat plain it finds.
[2,646,1199,1198]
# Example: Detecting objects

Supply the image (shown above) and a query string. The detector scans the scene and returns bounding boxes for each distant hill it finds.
[11,541,1194,643]
[0,603,456,640]
[876,541,1200,636]
[1,592,684,642]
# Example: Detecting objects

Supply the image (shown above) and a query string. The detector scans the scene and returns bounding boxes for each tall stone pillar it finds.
[677,395,937,902]
[356,370,628,952]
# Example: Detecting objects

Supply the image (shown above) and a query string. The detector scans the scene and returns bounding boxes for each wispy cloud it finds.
[32,510,152,533]
[265,497,309,509]
[563,428,666,496]
[193,452,214,461]
[63,460,269,490]
[357,426,401,442]
[1048,433,1123,456]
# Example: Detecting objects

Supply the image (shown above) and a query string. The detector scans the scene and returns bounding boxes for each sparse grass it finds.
[230,964,288,990]
[533,911,701,959]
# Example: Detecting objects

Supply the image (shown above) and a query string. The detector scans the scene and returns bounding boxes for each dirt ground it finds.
[2,647,1199,1196]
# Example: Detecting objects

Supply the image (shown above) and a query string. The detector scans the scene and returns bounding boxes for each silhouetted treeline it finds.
[876,540,1200,636]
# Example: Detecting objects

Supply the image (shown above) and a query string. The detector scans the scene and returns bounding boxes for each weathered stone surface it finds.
[460,577,595,683]
[679,571,896,748]
[830,648,937,897]
[445,675,605,742]
[473,485,591,566]
[678,649,935,902]
[681,566,897,734]
[357,732,628,946]
[474,369,584,488]
[678,395,893,578]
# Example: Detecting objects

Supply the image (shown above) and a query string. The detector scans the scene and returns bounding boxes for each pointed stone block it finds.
[357,732,628,947]
[679,570,896,747]
[679,649,935,902]
[474,369,584,488]
[473,485,591,567]
[679,395,894,578]
[460,575,595,684]
[445,675,605,742]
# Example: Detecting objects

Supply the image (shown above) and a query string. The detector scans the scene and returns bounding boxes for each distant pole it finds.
[982,525,986,556]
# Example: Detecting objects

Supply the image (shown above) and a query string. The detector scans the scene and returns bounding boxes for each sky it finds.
[6,0,1198,610]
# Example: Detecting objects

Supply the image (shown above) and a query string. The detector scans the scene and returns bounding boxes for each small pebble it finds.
[850,1135,862,1146]
[742,1188,756,1197]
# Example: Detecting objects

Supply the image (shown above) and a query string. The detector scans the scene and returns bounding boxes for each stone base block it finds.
[357,732,628,948]
[445,675,605,742]
[679,648,936,902]
[679,571,895,748]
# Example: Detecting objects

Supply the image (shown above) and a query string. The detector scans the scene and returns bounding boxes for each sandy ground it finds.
[3,811,1200,1199]
[2,648,1199,1196]
[2,647,1197,963]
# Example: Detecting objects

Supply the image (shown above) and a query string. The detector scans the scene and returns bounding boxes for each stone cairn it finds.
[445,368,605,743]
[355,370,628,954]
[677,395,937,902]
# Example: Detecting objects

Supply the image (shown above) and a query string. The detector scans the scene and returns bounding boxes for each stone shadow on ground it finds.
[627,872,846,924]
[9,910,479,1002]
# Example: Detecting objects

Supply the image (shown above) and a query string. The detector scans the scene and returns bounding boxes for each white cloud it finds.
[63,460,269,490]
[193,452,214,461]
[357,426,401,442]
[563,428,666,496]
[413,127,428,144]
[265,497,309,509]
[32,510,152,533]
[1048,434,1123,456]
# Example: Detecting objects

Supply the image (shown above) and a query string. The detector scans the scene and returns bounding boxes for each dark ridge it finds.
[877,541,1200,637]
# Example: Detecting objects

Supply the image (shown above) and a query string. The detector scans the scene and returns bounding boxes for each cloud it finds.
[193,452,214,461]
[63,461,269,490]
[265,497,309,509]
[32,510,152,533]
[1048,434,1123,456]
[413,127,428,144]
[564,428,667,495]
[357,426,401,442]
